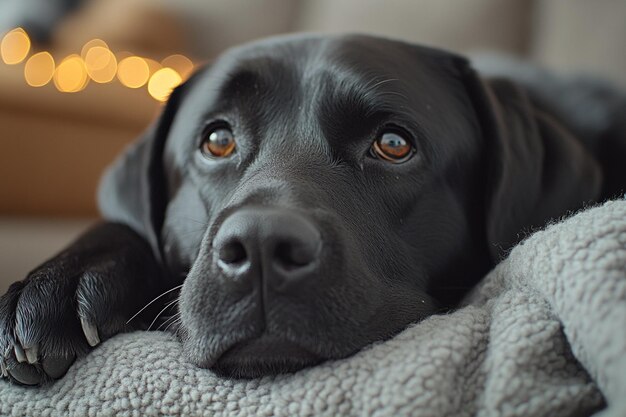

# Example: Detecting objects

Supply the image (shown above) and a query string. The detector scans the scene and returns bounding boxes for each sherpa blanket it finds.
[1,200,625,417]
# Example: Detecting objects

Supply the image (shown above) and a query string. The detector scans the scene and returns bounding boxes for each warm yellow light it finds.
[84,46,117,83]
[1,28,31,65]
[80,39,108,60]
[24,52,55,87]
[148,68,182,102]
[144,58,162,76]
[161,54,194,80]
[53,55,89,93]
[6,32,194,98]
[116,51,134,62]
[117,56,150,88]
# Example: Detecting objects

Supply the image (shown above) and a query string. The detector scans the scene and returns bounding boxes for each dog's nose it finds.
[213,208,322,292]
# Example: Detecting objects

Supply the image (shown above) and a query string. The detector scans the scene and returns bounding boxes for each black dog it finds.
[1,34,624,385]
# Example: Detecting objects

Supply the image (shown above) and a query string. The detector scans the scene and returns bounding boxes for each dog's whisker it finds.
[126,285,183,325]
[163,314,182,333]
[148,299,179,331]
[157,312,180,331]
[168,317,182,330]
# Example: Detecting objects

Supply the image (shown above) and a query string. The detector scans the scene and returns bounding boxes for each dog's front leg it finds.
[0,222,168,385]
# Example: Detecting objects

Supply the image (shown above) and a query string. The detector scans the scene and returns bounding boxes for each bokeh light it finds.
[1,29,195,101]
[80,39,108,60]
[162,54,194,79]
[24,52,55,87]
[53,55,89,93]
[84,46,117,83]
[144,58,162,76]
[1,28,31,65]
[148,68,182,102]
[117,56,150,88]
[116,51,134,62]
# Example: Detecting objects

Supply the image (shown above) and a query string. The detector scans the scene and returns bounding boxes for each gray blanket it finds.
[1,200,625,417]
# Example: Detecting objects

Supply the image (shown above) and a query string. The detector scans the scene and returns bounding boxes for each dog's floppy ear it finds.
[461,66,603,260]
[97,74,198,262]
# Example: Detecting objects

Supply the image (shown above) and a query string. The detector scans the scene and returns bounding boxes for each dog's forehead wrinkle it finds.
[199,37,419,165]
[218,57,298,101]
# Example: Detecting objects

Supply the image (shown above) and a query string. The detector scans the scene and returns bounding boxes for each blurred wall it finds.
[154,0,626,87]
[154,0,300,59]
[532,0,626,87]
[296,0,533,55]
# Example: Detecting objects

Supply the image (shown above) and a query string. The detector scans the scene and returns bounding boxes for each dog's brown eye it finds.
[371,131,414,163]
[201,127,236,158]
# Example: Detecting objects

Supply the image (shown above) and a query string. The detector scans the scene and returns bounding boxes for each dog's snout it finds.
[213,208,322,293]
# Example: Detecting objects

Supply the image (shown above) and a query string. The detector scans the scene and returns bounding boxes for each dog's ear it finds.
[460,64,603,260]
[97,73,199,262]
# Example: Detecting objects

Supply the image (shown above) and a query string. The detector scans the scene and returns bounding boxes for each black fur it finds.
[1,34,624,385]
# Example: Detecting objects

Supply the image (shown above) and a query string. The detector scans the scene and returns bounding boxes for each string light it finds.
[144,58,162,76]
[84,46,117,83]
[80,39,109,60]
[1,28,194,102]
[117,56,150,88]
[54,55,89,93]
[116,51,134,62]
[1,28,31,65]
[162,54,194,79]
[24,52,55,87]
[148,67,182,102]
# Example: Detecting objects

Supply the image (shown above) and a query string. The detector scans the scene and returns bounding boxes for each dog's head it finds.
[99,34,601,377]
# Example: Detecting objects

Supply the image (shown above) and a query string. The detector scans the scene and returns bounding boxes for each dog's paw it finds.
[0,257,133,386]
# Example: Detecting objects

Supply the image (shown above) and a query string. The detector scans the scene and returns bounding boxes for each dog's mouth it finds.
[210,333,324,379]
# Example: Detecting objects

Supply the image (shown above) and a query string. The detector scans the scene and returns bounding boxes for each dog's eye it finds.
[201,126,236,158]
[370,131,414,163]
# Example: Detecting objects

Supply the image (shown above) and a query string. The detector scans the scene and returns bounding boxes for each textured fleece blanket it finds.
[1,200,625,417]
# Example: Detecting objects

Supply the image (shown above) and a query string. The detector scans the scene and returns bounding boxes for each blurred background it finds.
[1,0,625,290]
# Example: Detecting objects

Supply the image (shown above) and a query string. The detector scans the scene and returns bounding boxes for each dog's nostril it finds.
[274,241,315,270]
[219,240,247,264]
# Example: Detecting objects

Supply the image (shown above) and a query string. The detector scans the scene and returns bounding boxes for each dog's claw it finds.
[80,318,100,347]
[1,361,7,378]
[14,345,27,363]
[24,345,38,364]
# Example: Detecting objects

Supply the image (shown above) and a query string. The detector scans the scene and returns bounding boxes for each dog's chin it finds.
[210,334,324,379]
